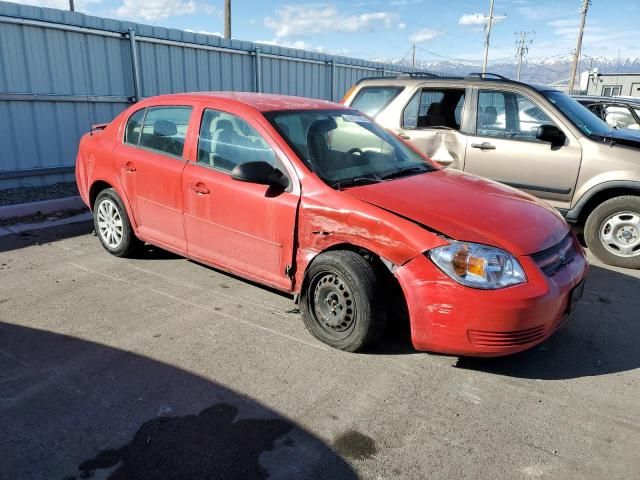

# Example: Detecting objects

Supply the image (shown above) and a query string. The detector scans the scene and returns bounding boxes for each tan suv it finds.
[342,72,640,269]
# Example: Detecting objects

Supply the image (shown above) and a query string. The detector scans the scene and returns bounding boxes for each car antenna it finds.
[78,34,94,136]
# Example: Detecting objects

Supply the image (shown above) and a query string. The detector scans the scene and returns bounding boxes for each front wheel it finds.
[93,188,141,258]
[584,195,640,269]
[300,251,385,352]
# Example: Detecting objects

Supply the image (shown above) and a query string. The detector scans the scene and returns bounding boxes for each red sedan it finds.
[76,92,588,356]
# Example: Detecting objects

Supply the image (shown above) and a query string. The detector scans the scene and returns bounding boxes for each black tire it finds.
[300,251,385,352]
[584,195,640,269]
[93,188,142,258]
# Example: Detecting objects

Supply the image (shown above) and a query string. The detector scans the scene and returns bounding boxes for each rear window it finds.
[139,106,192,158]
[350,86,403,117]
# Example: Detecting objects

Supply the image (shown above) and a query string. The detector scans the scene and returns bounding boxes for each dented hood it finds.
[343,169,569,256]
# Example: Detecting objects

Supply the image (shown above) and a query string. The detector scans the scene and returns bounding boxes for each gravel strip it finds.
[0,181,79,206]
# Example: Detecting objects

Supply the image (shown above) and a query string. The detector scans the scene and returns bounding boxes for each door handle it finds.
[398,133,411,140]
[471,142,496,150]
[188,183,210,195]
[124,162,136,172]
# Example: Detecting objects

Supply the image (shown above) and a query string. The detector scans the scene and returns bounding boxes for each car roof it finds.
[138,92,347,112]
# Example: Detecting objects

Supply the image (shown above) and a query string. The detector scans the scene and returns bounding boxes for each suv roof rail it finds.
[399,72,440,78]
[466,72,510,80]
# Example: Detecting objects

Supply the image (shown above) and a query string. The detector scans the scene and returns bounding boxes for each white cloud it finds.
[459,12,506,26]
[115,0,210,21]
[264,4,401,39]
[409,28,441,44]
[459,13,487,26]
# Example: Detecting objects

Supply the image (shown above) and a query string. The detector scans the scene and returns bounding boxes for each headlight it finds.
[428,241,527,289]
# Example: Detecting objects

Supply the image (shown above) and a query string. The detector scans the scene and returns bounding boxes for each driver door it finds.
[463,88,582,208]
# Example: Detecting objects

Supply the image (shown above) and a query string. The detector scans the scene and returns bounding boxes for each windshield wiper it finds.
[332,177,381,190]
[379,166,430,181]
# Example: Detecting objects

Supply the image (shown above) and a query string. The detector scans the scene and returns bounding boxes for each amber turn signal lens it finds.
[467,255,486,277]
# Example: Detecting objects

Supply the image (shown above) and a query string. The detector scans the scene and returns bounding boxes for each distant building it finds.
[585,71,640,97]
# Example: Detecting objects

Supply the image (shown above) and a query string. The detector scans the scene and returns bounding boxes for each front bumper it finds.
[394,239,589,357]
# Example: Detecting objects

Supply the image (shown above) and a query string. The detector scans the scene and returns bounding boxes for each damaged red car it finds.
[76,92,588,356]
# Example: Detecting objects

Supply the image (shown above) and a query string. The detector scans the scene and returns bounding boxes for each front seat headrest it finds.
[154,119,177,137]
[308,118,338,136]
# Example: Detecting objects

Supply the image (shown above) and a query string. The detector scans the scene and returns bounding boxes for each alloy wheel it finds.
[96,198,124,249]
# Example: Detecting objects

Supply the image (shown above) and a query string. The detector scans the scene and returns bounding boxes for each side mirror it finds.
[536,124,566,147]
[230,161,290,190]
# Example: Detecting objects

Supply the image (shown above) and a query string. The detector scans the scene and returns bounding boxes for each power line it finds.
[514,30,535,81]
[568,0,591,93]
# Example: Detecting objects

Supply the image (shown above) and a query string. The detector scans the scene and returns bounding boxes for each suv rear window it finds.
[350,86,403,117]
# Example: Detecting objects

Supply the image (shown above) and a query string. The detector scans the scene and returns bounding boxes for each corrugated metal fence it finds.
[0,1,435,189]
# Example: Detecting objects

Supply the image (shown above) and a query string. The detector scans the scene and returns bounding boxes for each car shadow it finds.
[0,322,357,480]
[455,265,640,380]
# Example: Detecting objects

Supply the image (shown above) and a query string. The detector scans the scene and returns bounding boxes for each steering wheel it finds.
[346,147,365,156]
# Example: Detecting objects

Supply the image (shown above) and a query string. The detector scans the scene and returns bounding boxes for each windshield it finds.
[265,109,434,188]
[542,90,612,137]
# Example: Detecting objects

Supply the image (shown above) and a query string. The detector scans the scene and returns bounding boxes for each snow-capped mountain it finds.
[384,55,640,86]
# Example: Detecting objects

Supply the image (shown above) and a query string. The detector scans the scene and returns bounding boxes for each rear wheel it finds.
[584,195,640,269]
[93,188,141,257]
[300,251,385,352]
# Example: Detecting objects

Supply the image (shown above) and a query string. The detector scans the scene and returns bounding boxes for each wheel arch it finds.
[88,179,139,231]
[567,181,640,225]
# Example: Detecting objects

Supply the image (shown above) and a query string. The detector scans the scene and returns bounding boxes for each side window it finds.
[124,109,145,146]
[139,106,192,157]
[350,87,402,116]
[197,109,276,172]
[403,88,465,130]
[477,90,554,141]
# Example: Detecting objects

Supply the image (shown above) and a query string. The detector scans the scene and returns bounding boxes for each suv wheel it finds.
[584,195,640,269]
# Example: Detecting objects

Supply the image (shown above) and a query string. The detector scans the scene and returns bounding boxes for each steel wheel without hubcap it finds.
[311,272,356,340]
[96,198,124,250]
[599,211,640,258]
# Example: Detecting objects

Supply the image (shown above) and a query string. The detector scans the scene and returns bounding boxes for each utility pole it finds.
[69,0,74,11]
[412,44,416,68]
[482,0,495,74]
[224,0,231,39]
[515,31,534,81]
[568,0,590,94]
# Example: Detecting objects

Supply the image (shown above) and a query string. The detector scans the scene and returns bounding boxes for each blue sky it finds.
[17,0,640,62]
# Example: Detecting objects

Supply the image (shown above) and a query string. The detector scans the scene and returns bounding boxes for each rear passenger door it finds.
[181,107,299,291]
[463,88,582,208]
[395,86,470,169]
[114,105,194,251]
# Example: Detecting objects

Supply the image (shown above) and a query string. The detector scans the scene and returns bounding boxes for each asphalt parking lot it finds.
[1,221,639,480]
